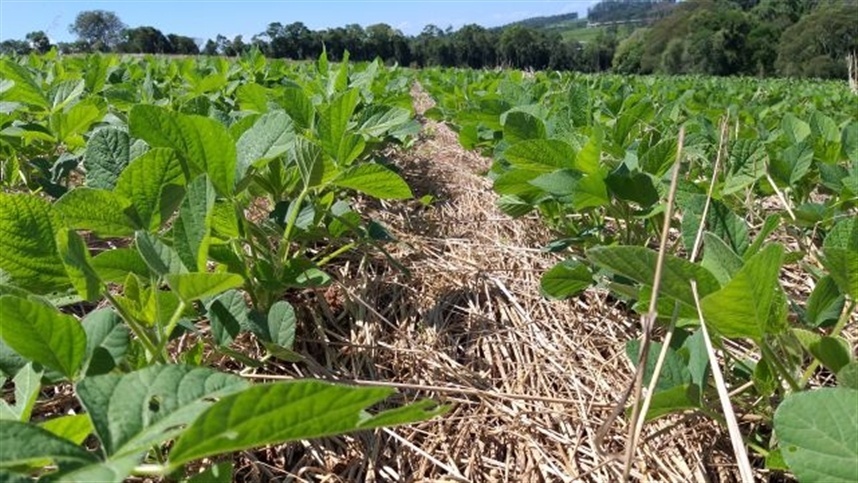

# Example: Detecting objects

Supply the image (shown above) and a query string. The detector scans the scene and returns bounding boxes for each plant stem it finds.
[315,242,357,267]
[280,187,310,262]
[103,290,161,363]
[160,300,188,360]
[760,340,800,393]
[799,299,856,387]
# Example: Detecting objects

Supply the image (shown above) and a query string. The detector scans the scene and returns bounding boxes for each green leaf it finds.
[135,231,188,276]
[723,139,766,195]
[641,384,701,421]
[236,110,295,180]
[838,362,858,390]
[261,301,296,350]
[292,137,325,190]
[0,363,41,421]
[503,110,546,144]
[701,232,744,285]
[206,290,248,347]
[130,105,237,196]
[76,364,248,457]
[540,259,592,300]
[771,142,813,187]
[173,176,216,272]
[587,246,721,310]
[774,388,858,483]
[56,229,101,302]
[605,167,659,207]
[318,88,360,162]
[40,453,139,483]
[821,218,858,299]
[700,244,784,340]
[626,339,691,392]
[0,193,70,294]
[503,139,576,173]
[804,276,845,328]
[52,100,104,146]
[575,127,603,175]
[83,128,130,190]
[333,163,412,200]
[574,172,610,210]
[114,148,185,232]
[359,106,413,139]
[54,188,138,238]
[91,248,151,283]
[842,123,858,163]
[782,113,811,144]
[681,196,749,256]
[528,169,580,197]
[81,308,129,377]
[165,272,244,303]
[0,420,96,468]
[168,381,445,468]
[279,86,315,131]
[0,295,86,380]
[40,414,93,445]
[0,59,48,110]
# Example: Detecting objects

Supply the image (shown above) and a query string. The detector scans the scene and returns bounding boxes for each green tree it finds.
[118,26,171,54]
[69,10,126,51]
[167,34,200,55]
[613,27,649,73]
[775,3,858,78]
[25,31,52,54]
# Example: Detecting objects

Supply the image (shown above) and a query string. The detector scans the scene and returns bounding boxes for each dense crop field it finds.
[0,51,856,482]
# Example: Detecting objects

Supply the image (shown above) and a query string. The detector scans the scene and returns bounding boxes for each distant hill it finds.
[502,12,582,31]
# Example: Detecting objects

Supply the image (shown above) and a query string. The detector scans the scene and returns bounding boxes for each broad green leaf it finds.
[587,246,721,310]
[528,169,579,197]
[701,232,744,285]
[54,188,137,237]
[359,106,413,139]
[722,139,766,195]
[626,339,691,392]
[540,259,592,300]
[504,139,576,173]
[56,229,101,302]
[821,218,858,299]
[81,308,129,376]
[641,384,701,421]
[774,388,858,483]
[84,53,112,94]
[700,244,784,340]
[681,196,749,256]
[0,420,96,468]
[0,59,48,110]
[0,363,41,421]
[40,453,140,483]
[206,290,248,347]
[574,172,610,210]
[745,214,780,259]
[130,105,237,196]
[804,276,845,328]
[173,176,216,272]
[771,142,813,187]
[605,167,659,207]
[49,79,85,112]
[165,272,244,302]
[76,364,248,457]
[135,231,188,276]
[333,163,412,200]
[575,126,602,175]
[168,381,445,468]
[279,86,315,131]
[293,137,325,189]
[40,414,93,445]
[319,88,360,162]
[838,363,858,390]
[503,110,546,144]
[114,148,185,231]
[261,300,296,350]
[794,329,853,374]
[0,295,86,380]
[781,113,811,144]
[90,248,151,283]
[52,100,104,147]
[83,128,130,190]
[0,193,69,293]
[842,123,858,163]
[236,83,272,113]
[236,110,295,180]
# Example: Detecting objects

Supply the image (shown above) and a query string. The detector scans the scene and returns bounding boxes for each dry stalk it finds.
[690,281,755,483]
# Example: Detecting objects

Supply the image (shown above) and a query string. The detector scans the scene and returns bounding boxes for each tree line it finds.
[2,1,856,79]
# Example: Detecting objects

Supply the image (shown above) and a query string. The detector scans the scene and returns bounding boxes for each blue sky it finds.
[0,1,600,43]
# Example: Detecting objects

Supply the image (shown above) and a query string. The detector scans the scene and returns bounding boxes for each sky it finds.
[0,0,600,44]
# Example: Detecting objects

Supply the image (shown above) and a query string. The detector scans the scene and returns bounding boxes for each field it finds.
[0,51,857,482]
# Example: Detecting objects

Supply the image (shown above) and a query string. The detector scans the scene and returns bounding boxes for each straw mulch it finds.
[232,85,743,482]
